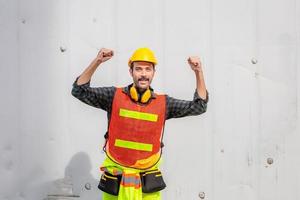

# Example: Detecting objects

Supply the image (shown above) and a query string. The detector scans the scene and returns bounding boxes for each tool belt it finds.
[98,169,166,195]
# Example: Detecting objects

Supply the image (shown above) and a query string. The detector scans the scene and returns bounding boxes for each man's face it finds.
[130,61,155,92]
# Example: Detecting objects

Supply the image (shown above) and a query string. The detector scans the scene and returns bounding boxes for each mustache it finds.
[138,77,149,81]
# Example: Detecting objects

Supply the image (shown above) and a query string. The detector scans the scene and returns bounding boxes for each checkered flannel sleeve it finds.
[166,89,209,120]
[71,77,116,112]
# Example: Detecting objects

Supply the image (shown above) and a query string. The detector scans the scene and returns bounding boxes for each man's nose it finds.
[141,69,147,76]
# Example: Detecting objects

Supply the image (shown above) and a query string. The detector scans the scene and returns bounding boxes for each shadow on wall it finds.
[45,152,102,200]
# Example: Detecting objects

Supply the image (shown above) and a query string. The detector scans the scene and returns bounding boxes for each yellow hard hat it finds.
[128,47,157,67]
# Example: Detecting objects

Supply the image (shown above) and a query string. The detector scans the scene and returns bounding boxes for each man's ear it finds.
[129,67,133,77]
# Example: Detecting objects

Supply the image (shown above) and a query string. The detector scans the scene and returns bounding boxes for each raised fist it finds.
[188,56,202,72]
[96,48,114,63]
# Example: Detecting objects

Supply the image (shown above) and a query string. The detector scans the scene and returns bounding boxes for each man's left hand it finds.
[188,56,202,73]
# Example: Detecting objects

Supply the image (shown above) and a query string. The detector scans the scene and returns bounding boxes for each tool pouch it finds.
[140,169,166,193]
[98,171,122,195]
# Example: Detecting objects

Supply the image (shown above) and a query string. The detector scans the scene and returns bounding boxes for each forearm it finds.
[195,70,207,100]
[77,58,102,85]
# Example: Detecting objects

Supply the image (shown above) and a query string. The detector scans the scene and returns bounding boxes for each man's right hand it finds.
[96,48,114,64]
[76,48,114,85]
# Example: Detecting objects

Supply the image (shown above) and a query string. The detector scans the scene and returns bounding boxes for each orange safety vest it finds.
[105,87,166,169]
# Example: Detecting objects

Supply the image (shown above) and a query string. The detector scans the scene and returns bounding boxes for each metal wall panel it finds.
[211,0,257,199]
[0,0,20,199]
[256,0,298,199]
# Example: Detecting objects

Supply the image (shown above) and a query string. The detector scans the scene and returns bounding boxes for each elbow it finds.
[71,77,84,98]
[195,103,207,115]
[199,107,207,115]
[71,86,81,99]
[71,87,76,97]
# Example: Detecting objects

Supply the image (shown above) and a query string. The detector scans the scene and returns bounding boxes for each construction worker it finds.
[71,47,209,200]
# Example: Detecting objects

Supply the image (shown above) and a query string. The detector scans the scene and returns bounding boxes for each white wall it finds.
[0,0,299,199]
[0,0,20,199]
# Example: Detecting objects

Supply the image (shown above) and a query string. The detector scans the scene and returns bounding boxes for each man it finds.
[72,47,209,200]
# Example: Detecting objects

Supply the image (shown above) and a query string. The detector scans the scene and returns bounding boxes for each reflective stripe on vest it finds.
[115,139,153,152]
[119,108,158,122]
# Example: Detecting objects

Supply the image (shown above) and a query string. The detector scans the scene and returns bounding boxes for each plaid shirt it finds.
[71,77,209,121]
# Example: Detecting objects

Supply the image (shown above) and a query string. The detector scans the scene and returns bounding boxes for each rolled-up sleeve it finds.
[71,77,116,111]
[166,89,209,120]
